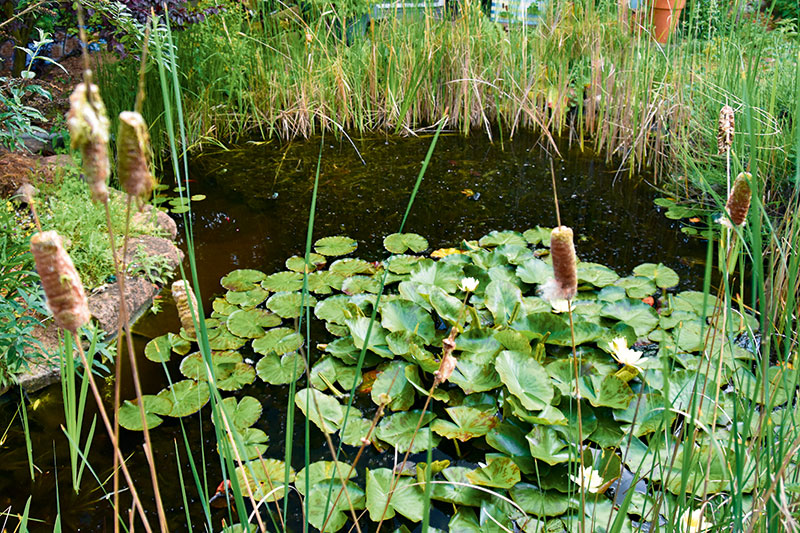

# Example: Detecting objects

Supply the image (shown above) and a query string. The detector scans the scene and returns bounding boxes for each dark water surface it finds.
[0,132,708,532]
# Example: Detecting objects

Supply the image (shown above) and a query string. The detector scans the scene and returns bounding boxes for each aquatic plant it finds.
[121,226,767,531]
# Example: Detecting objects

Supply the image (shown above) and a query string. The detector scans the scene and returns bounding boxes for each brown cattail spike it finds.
[434,326,458,385]
[117,111,155,202]
[67,83,110,203]
[717,105,735,155]
[549,226,578,301]
[726,172,751,227]
[172,280,199,337]
[30,231,91,332]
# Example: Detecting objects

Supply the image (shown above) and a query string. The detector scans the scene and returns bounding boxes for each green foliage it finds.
[117,228,775,531]
[0,199,46,387]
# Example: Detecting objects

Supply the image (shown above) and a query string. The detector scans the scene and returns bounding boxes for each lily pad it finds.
[577,262,620,287]
[118,395,172,430]
[510,483,576,516]
[384,233,429,254]
[220,427,268,460]
[345,317,392,358]
[633,263,679,289]
[226,308,281,338]
[525,425,574,465]
[208,327,247,351]
[496,350,553,411]
[517,257,551,285]
[386,255,424,274]
[450,350,503,394]
[523,227,551,246]
[145,334,173,363]
[157,379,210,417]
[340,415,375,447]
[365,468,425,522]
[432,467,486,506]
[225,287,270,308]
[235,459,294,502]
[600,300,659,336]
[315,236,357,256]
[380,300,435,343]
[286,253,326,273]
[466,457,521,489]
[221,269,266,291]
[409,259,463,293]
[307,480,365,532]
[219,396,263,431]
[314,295,359,325]
[252,327,304,355]
[262,271,304,292]
[212,298,239,317]
[479,230,527,247]
[342,275,380,295]
[371,361,415,411]
[431,404,498,441]
[375,411,440,453]
[307,271,344,294]
[485,280,524,326]
[615,276,657,299]
[266,291,316,318]
[330,258,374,276]
[256,351,305,384]
[295,387,344,432]
[179,351,256,391]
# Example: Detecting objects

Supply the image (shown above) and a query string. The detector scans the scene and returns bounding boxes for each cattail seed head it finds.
[117,111,155,200]
[30,231,91,332]
[172,280,199,337]
[726,172,751,226]
[546,226,578,301]
[434,326,458,385]
[67,83,110,203]
[717,105,735,155]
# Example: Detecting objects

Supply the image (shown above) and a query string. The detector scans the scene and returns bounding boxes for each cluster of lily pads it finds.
[121,228,774,532]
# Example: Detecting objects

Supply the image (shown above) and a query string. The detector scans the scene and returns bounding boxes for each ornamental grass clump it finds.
[726,172,752,227]
[117,111,155,202]
[172,280,199,337]
[544,226,578,301]
[67,82,111,204]
[30,230,91,333]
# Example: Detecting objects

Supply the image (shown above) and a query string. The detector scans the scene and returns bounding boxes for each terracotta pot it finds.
[652,0,686,43]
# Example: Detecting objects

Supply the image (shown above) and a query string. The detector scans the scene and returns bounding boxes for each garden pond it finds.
[2,131,763,533]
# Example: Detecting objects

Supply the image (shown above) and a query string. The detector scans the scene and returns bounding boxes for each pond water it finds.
[0,132,709,532]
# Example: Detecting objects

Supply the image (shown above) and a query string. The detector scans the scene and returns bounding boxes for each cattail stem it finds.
[70,331,154,533]
[550,158,561,227]
[28,199,42,233]
[568,307,586,533]
[116,194,170,533]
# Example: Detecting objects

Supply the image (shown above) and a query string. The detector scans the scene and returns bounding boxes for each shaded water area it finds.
[0,132,709,532]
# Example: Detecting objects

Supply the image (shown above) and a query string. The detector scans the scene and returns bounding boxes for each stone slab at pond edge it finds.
[2,224,184,397]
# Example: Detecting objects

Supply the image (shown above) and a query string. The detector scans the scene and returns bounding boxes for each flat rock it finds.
[132,208,178,240]
[124,235,184,275]
[88,275,160,334]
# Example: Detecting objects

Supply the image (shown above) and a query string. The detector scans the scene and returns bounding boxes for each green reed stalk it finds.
[18,387,33,481]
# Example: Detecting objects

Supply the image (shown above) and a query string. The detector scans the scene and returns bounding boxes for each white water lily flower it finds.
[550,299,575,313]
[459,277,479,292]
[679,508,713,533]
[569,465,604,493]
[610,336,647,371]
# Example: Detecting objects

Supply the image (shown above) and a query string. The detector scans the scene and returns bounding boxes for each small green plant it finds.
[0,199,47,387]
[0,29,67,152]
[127,243,175,285]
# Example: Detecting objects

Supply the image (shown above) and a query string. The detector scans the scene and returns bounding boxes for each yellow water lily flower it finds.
[569,465,604,493]
[610,336,647,371]
[679,508,713,533]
